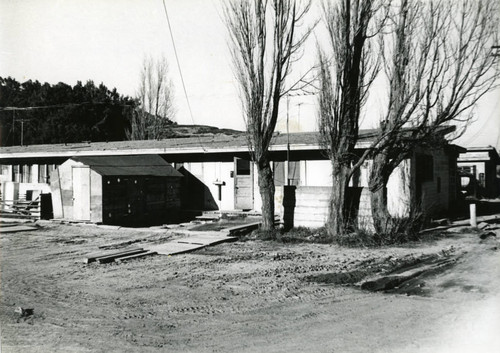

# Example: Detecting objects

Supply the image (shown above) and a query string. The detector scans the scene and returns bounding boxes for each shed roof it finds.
[72,155,183,177]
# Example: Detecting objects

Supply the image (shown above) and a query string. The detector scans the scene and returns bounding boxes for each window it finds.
[38,164,54,184]
[273,161,300,186]
[236,159,251,175]
[458,165,477,178]
[0,165,10,178]
[22,165,32,183]
[478,173,485,187]
[38,165,46,183]
[273,162,286,186]
[288,161,300,186]
[12,165,21,182]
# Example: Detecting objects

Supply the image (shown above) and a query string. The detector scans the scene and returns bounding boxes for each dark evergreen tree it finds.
[0,77,136,146]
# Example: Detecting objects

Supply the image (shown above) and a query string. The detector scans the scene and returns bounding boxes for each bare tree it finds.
[127,56,175,140]
[317,0,385,237]
[224,0,312,232]
[367,0,500,234]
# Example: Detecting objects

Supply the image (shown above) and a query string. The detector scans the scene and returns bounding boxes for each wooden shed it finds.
[50,155,183,226]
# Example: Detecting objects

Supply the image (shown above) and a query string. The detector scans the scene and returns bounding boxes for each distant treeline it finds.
[0,77,138,146]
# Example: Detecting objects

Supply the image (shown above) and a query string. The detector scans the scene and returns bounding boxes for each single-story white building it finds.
[0,130,463,227]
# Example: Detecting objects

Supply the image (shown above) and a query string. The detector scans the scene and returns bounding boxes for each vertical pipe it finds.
[286,94,290,186]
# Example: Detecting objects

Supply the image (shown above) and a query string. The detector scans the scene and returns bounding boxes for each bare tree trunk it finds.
[257,158,275,231]
[368,152,392,234]
[327,162,350,237]
[317,0,383,238]
[224,0,312,238]
[370,187,390,234]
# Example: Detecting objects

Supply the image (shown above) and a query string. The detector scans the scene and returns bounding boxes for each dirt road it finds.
[1,221,499,352]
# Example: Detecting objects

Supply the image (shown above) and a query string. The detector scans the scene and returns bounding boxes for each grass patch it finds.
[280,227,333,244]
[242,228,282,241]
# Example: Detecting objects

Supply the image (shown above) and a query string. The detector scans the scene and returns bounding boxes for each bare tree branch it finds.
[366,0,500,234]
[224,0,313,231]
[317,0,386,237]
[127,56,175,141]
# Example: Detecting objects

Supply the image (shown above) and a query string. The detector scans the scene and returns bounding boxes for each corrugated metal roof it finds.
[72,155,183,177]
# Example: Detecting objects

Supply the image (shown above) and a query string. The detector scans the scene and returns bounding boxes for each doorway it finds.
[234,158,253,210]
[72,166,91,221]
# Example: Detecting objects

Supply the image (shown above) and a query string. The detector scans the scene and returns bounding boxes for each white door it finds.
[72,167,91,221]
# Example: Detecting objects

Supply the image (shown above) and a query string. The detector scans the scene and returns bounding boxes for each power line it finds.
[0,101,134,113]
[462,98,500,146]
[161,0,206,152]
[161,1,196,125]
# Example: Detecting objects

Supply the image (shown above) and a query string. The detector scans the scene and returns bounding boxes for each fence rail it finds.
[0,195,41,219]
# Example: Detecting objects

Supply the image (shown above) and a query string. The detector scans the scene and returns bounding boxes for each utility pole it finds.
[286,94,290,186]
[15,118,29,146]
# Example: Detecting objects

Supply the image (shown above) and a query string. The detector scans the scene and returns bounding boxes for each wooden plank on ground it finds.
[115,251,157,263]
[0,223,26,227]
[177,235,237,246]
[84,247,146,264]
[0,225,38,233]
[224,221,261,236]
[96,249,149,264]
[84,246,145,264]
[145,242,206,255]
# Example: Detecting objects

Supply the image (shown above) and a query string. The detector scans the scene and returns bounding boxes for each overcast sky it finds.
[1,0,499,148]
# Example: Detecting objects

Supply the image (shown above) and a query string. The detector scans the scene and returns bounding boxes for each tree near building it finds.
[224,0,312,232]
[367,0,500,235]
[317,0,386,237]
[127,56,176,140]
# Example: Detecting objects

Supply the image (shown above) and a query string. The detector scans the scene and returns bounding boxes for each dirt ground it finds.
[1,220,499,353]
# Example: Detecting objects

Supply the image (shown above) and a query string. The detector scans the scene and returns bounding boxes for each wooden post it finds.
[470,203,477,227]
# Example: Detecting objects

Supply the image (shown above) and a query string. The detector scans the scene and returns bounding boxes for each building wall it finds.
[90,169,102,223]
[287,186,330,228]
[180,161,235,211]
[416,148,451,216]
[0,164,51,201]
[277,145,455,229]
[50,168,63,219]
[301,160,332,186]
[51,159,85,220]
[179,160,335,214]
